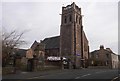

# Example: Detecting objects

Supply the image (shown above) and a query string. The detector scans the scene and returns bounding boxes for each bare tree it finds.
[0,31,2,67]
[2,28,27,67]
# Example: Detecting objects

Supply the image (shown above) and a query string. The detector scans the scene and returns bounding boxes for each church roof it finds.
[41,36,60,49]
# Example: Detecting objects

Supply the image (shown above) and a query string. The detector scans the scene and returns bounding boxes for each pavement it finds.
[2,68,120,81]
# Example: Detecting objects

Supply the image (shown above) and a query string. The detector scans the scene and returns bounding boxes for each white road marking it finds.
[81,74,91,77]
[27,75,45,79]
[75,77,80,79]
[75,70,111,79]
[75,74,91,79]
[111,76,119,81]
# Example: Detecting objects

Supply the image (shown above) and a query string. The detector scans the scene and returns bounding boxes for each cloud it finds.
[2,1,118,54]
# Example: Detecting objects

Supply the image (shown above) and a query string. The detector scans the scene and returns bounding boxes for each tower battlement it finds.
[62,2,81,14]
[60,2,89,69]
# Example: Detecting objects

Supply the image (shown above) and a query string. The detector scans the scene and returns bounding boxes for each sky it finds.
[1,0,119,54]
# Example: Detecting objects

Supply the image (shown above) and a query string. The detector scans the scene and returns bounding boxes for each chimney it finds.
[106,48,112,52]
[40,40,43,43]
[100,45,104,50]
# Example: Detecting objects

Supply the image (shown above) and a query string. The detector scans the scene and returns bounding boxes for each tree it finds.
[0,31,2,67]
[2,28,27,67]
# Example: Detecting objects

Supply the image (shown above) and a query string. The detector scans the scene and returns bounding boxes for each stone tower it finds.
[60,2,84,68]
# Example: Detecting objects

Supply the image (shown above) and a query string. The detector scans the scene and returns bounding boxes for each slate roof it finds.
[31,40,39,50]
[16,49,27,57]
[41,36,60,49]
[90,50,99,54]
[91,49,112,54]
[31,40,45,51]
[90,48,116,56]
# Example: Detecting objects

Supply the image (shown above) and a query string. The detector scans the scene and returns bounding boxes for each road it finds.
[3,68,120,81]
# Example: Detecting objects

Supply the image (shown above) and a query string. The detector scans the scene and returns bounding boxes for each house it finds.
[89,45,118,69]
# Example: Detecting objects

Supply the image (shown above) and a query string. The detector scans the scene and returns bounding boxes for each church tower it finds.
[60,2,84,68]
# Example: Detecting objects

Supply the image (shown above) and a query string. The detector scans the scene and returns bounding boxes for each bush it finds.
[20,64,27,71]
[2,67,16,75]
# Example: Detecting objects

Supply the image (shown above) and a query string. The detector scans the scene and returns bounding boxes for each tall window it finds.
[64,16,67,23]
[76,15,78,23]
[69,15,72,22]
[79,17,81,24]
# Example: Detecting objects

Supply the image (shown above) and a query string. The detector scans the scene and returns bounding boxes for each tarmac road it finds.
[2,68,120,81]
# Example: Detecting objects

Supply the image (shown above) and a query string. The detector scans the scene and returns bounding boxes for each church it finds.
[30,2,89,69]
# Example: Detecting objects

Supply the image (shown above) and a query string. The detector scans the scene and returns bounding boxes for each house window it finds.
[96,54,99,58]
[106,54,109,58]
[64,16,67,23]
[106,60,109,65]
[91,54,94,58]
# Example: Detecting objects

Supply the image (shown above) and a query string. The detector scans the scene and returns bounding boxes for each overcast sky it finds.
[2,0,119,54]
